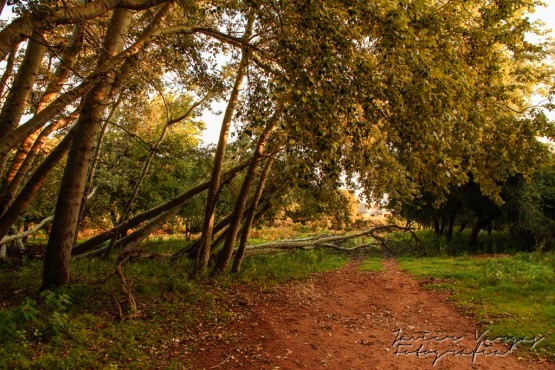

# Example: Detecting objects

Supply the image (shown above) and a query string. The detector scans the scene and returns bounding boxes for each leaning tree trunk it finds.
[0,42,19,100]
[1,26,83,211]
[126,95,206,222]
[71,159,248,257]
[213,105,283,274]
[195,15,253,274]
[73,98,121,248]
[0,133,73,241]
[1,26,82,195]
[42,9,132,289]
[0,32,47,137]
[0,4,169,165]
[232,147,279,273]
[0,32,47,173]
[0,109,80,215]
[73,3,171,247]
[0,0,170,62]
[0,0,6,27]
[103,93,205,257]
[242,224,417,256]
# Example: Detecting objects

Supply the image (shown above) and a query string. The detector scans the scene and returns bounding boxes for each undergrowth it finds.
[386,228,538,257]
[0,241,348,369]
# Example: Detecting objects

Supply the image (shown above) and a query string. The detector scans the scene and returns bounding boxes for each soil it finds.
[192,260,553,370]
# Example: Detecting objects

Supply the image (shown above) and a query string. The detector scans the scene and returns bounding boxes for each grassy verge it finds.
[398,253,555,359]
[0,242,349,369]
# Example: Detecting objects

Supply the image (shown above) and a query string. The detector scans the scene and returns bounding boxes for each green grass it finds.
[398,253,555,359]
[359,256,384,272]
[0,242,349,369]
[220,248,350,288]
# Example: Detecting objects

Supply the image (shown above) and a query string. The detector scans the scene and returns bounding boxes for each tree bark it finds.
[213,106,282,274]
[468,218,483,248]
[101,93,204,257]
[71,160,248,256]
[0,79,94,166]
[445,211,457,241]
[0,32,47,174]
[111,157,246,257]
[0,133,73,241]
[1,26,83,206]
[73,98,121,248]
[119,94,203,223]
[0,216,53,246]
[0,42,19,99]
[195,15,253,274]
[242,225,416,255]
[0,0,170,62]
[75,3,171,246]
[0,14,228,164]
[433,217,440,236]
[0,0,7,19]
[116,208,181,258]
[0,108,80,214]
[232,152,278,273]
[0,6,171,162]
[0,31,47,138]
[42,9,132,289]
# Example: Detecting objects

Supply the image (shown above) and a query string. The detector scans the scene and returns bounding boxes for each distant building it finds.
[357,202,391,220]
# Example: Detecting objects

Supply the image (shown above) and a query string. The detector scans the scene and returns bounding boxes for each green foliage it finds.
[0,240,348,368]
[383,226,544,258]
[0,297,39,342]
[389,149,555,250]
[2,0,555,363]
[503,153,555,249]
[85,94,207,228]
[398,254,555,358]
[277,183,359,230]
[0,290,72,344]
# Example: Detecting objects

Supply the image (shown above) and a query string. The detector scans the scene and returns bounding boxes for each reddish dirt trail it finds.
[193,260,552,370]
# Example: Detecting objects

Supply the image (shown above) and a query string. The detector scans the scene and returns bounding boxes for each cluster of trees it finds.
[392,149,555,250]
[268,185,359,230]
[0,0,553,290]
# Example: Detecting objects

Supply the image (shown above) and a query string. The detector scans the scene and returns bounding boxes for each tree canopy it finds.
[0,0,553,287]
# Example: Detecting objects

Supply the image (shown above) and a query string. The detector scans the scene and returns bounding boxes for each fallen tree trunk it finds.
[241,224,418,256]
[71,160,248,256]
[0,215,53,245]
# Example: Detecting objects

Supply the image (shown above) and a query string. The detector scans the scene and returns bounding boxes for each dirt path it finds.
[193,260,552,369]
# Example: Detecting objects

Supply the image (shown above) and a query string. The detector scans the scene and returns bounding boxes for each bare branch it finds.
[0,215,53,245]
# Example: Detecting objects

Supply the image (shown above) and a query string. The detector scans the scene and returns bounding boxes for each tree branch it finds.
[0,215,53,245]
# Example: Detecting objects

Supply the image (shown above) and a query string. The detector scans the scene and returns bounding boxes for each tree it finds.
[43,9,133,289]
[503,148,555,250]
[0,0,551,288]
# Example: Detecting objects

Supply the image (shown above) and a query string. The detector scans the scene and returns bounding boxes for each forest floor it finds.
[192,260,553,370]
